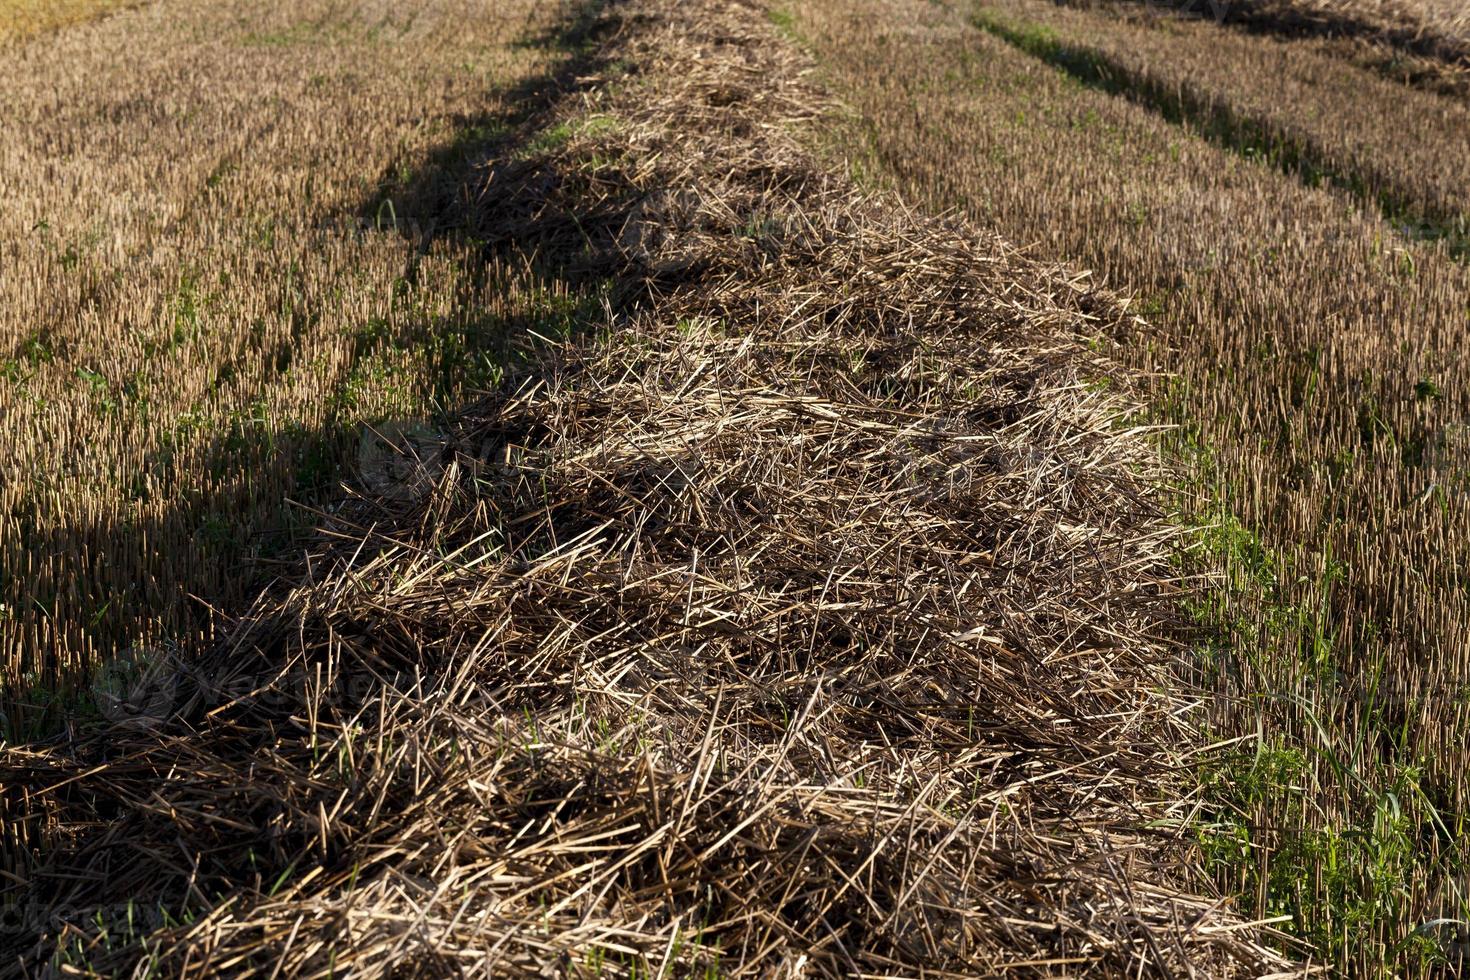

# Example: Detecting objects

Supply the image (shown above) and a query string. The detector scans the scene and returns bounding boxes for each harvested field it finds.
[1217,0,1470,66]
[7,0,1466,973]
[0,0,1298,975]
[0,0,138,41]
[973,0,1470,241]
[1059,0,1470,98]
[0,0,566,727]
[788,0,1470,972]
[1075,0,1470,76]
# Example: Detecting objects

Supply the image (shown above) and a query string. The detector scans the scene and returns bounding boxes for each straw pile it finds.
[0,0,1297,974]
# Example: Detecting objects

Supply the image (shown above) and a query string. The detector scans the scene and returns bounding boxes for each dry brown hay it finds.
[0,0,1299,974]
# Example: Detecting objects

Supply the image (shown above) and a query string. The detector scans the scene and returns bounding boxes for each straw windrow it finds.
[1,0,1296,974]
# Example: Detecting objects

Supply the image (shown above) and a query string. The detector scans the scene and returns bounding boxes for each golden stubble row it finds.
[0,0,558,694]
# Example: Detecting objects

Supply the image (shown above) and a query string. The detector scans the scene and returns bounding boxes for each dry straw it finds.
[1,0,1297,974]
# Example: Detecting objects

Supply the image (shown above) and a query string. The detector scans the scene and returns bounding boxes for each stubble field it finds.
[0,1,139,41]
[3,0,1468,974]
[785,0,1470,971]
[0,0,1304,975]
[0,0,564,729]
